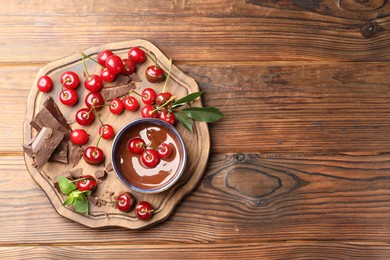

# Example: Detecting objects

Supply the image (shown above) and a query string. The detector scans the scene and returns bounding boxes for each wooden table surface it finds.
[2,0,390,259]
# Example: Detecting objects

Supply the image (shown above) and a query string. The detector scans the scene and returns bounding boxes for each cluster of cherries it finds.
[75,174,153,220]
[128,137,173,168]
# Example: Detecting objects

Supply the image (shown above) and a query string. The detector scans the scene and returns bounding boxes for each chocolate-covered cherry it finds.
[60,71,80,89]
[59,88,78,106]
[142,88,157,105]
[85,91,104,110]
[121,58,136,75]
[127,137,145,154]
[97,50,114,67]
[159,110,176,125]
[156,92,172,106]
[109,98,125,114]
[37,75,53,92]
[128,47,146,64]
[83,146,104,165]
[157,143,173,159]
[116,192,135,212]
[70,129,89,145]
[99,124,115,140]
[123,96,139,111]
[77,175,97,192]
[141,105,158,118]
[145,65,165,83]
[135,201,154,220]
[76,108,95,126]
[106,55,124,75]
[141,149,160,168]
[84,74,103,92]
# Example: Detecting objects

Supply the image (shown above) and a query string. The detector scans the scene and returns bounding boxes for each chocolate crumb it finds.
[105,162,113,172]
[95,169,107,180]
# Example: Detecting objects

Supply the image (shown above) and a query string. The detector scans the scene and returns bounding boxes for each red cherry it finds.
[141,105,158,118]
[159,110,176,125]
[156,92,172,106]
[83,146,104,165]
[99,124,115,140]
[141,149,160,168]
[128,47,146,64]
[77,175,97,192]
[70,129,89,145]
[106,55,124,75]
[109,98,125,114]
[157,143,173,159]
[116,192,135,212]
[37,75,53,92]
[145,65,165,83]
[123,96,139,111]
[59,88,78,106]
[142,88,157,105]
[85,91,104,110]
[121,58,136,75]
[97,50,114,67]
[76,108,95,126]
[127,137,146,154]
[84,74,103,92]
[135,201,154,220]
[100,68,116,82]
[60,71,80,89]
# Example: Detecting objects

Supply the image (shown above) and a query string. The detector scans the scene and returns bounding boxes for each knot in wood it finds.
[233,153,246,162]
[360,22,381,38]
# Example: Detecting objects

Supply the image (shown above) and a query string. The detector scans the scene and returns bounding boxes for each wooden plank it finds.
[3,153,390,243]
[1,242,390,259]
[7,62,390,154]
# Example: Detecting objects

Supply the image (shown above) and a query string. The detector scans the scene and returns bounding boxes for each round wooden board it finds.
[23,39,210,229]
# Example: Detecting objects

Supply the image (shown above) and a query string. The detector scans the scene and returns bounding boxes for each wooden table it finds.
[2,0,390,258]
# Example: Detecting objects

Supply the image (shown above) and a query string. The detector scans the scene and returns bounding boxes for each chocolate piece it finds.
[129,72,142,82]
[95,169,107,180]
[32,127,65,169]
[30,97,71,135]
[105,74,131,88]
[49,140,68,164]
[68,142,84,167]
[22,136,36,157]
[105,162,113,172]
[69,168,83,179]
[101,82,136,101]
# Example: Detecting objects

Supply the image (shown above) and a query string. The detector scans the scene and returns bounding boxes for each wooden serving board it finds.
[23,39,210,229]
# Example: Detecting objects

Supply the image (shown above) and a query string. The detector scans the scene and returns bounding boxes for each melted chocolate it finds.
[114,122,183,191]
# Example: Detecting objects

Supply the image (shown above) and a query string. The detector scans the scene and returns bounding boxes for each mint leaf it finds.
[72,193,89,215]
[175,112,193,132]
[58,176,77,195]
[63,192,76,206]
[172,91,204,109]
[181,107,224,122]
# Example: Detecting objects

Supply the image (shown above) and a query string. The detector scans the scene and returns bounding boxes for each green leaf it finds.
[58,176,77,195]
[172,91,204,109]
[181,107,224,122]
[175,112,193,132]
[72,193,89,215]
[63,192,76,206]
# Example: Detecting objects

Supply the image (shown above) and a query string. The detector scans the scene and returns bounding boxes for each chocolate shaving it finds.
[129,72,142,82]
[31,127,65,169]
[30,97,71,136]
[101,82,136,101]
[68,142,84,167]
[49,140,68,164]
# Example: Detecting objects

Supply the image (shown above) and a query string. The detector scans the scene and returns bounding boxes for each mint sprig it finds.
[57,176,91,215]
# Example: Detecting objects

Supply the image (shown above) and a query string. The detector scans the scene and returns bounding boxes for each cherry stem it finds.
[91,106,105,128]
[81,52,91,79]
[151,95,176,113]
[149,51,158,69]
[128,89,144,98]
[84,53,105,68]
[93,133,103,156]
[162,58,173,93]
[60,78,71,92]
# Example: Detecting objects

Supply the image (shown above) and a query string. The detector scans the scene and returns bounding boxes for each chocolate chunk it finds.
[49,140,68,164]
[68,142,84,167]
[105,74,131,88]
[95,169,107,180]
[22,136,36,157]
[105,162,113,172]
[31,127,65,169]
[129,73,142,82]
[30,97,71,136]
[69,168,83,179]
[101,82,136,101]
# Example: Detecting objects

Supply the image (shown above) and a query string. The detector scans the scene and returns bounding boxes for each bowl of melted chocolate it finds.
[111,118,187,194]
